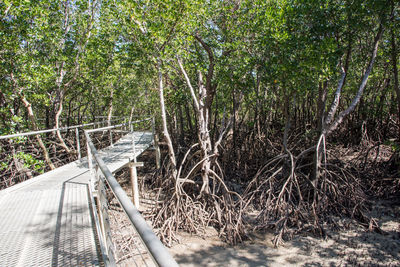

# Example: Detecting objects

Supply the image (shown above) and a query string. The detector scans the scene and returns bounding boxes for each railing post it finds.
[128,162,144,209]
[86,137,96,193]
[152,117,161,169]
[151,117,155,137]
[109,129,113,147]
[97,174,116,265]
[154,134,161,169]
[132,133,137,162]
[75,128,81,160]
[129,125,143,208]
[87,140,93,175]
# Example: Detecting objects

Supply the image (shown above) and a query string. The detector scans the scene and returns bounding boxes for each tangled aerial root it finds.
[243,148,379,247]
[145,132,396,248]
[148,157,245,247]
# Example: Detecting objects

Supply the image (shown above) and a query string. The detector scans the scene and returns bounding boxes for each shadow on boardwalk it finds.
[25,181,102,267]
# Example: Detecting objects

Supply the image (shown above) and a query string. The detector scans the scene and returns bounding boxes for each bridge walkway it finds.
[0,132,153,266]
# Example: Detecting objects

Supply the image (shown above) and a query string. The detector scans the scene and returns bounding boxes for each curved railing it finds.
[85,119,178,267]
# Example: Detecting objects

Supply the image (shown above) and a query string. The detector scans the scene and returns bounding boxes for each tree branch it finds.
[177,56,200,111]
[194,34,215,110]
[325,22,385,135]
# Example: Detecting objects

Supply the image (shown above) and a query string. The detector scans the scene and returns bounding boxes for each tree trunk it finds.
[54,90,72,154]
[254,68,261,137]
[52,0,97,155]
[317,81,327,134]
[158,60,177,178]
[197,71,212,194]
[107,88,114,145]
[20,94,55,170]
[177,57,212,194]
[107,88,114,127]
[194,35,216,122]
[324,22,384,135]
[391,27,400,142]
[178,103,184,146]
[185,104,194,136]
[128,106,135,129]
[313,19,386,184]
[10,71,55,170]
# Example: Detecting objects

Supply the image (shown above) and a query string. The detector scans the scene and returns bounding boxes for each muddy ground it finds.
[111,181,399,266]
[169,201,400,266]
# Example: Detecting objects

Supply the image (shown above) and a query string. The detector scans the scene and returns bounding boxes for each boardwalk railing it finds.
[85,119,178,267]
[0,118,125,189]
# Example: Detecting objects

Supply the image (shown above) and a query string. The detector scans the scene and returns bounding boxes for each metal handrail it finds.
[86,118,152,134]
[86,122,129,134]
[0,118,123,140]
[84,121,178,267]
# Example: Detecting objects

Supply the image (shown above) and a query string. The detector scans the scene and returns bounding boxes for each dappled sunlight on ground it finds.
[169,203,400,267]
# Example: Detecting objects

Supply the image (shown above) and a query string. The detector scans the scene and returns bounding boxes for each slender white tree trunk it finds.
[177,57,213,194]
[323,24,384,136]
[158,60,177,178]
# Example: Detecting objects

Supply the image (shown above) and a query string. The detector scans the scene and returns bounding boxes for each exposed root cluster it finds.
[145,124,398,248]
[149,153,245,247]
[243,151,375,246]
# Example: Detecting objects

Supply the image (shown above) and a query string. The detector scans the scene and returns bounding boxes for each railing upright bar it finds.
[132,133,137,163]
[151,117,161,169]
[75,128,81,160]
[97,172,116,265]
[129,162,142,209]
[109,129,113,147]
[151,117,155,142]
[87,139,93,177]
[88,179,111,267]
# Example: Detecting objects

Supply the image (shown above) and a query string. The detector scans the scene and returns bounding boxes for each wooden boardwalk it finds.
[0,132,153,266]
